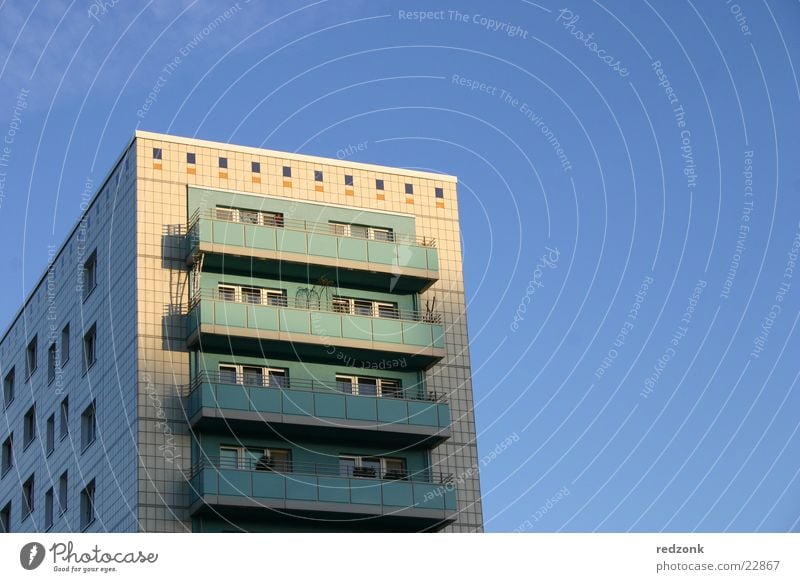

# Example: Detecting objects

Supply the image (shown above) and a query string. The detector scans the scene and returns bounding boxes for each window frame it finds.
[44,487,54,530]
[335,374,402,398]
[1,433,12,476]
[83,250,97,301]
[339,455,406,479]
[47,343,57,384]
[46,414,55,455]
[83,324,97,372]
[80,479,96,530]
[25,336,38,379]
[58,471,68,514]
[81,400,97,452]
[23,405,36,449]
[218,363,288,388]
[3,367,14,408]
[0,501,9,533]
[21,474,34,519]
[61,324,70,365]
[59,397,69,440]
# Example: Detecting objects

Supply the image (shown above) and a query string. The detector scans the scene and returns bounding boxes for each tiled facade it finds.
[0,130,483,533]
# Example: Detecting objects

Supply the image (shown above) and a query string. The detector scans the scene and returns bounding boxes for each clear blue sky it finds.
[0,0,799,532]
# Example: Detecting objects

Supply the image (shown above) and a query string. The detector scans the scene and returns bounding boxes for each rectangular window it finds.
[314,170,323,182]
[239,209,260,224]
[45,487,53,530]
[58,471,68,513]
[264,289,288,307]
[353,299,373,317]
[83,250,97,299]
[48,343,57,384]
[80,479,95,530]
[261,211,284,228]
[251,161,260,173]
[266,368,287,388]
[220,446,240,469]
[221,446,291,472]
[344,174,353,186]
[186,152,196,164]
[383,457,408,480]
[1,434,12,475]
[336,375,402,398]
[241,287,261,304]
[218,285,236,301]
[375,302,399,319]
[83,324,97,371]
[3,367,14,407]
[339,455,405,479]
[350,224,369,239]
[375,179,384,190]
[371,227,394,242]
[0,502,9,532]
[46,414,55,455]
[282,166,291,178]
[152,148,162,160]
[329,222,393,242]
[23,405,36,447]
[218,157,228,169]
[22,474,34,518]
[26,336,37,378]
[59,397,69,439]
[332,297,351,314]
[81,401,96,450]
[380,379,402,398]
[61,324,70,365]
[214,207,237,222]
[241,366,263,386]
[435,187,444,198]
[405,183,413,195]
[218,365,238,384]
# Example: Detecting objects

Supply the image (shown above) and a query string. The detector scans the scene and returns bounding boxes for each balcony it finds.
[187,210,439,293]
[188,457,457,530]
[185,292,446,368]
[184,372,451,446]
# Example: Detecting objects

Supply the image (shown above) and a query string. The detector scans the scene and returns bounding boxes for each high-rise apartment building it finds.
[0,131,482,532]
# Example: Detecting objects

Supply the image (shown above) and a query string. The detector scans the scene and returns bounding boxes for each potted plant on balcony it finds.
[352,466,377,478]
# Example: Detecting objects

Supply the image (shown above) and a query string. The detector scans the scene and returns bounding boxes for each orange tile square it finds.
[153,162,162,170]
[219,171,228,179]
[252,175,261,184]
[436,201,445,208]
[405,197,414,204]
[283,180,292,188]
[315,184,324,192]
[376,193,385,201]
[345,188,354,196]
[186,166,196,175]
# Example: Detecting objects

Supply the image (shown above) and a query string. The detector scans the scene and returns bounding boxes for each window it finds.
[80,479,95,530]
[186,152,196,164]
[1,434,12,475]
[218,364,287,388]
[282,166,291,178]
[23,405,36,448]
[344,174,353,186]
[220,446,291,472]
[241,287,261,304]
[336,375,402,398]
[22,474,34,519]
[267,368,287,388]
[216,284,286,306]
[375,301,399,319]
[45,487,54,530]
[435,187,444,198]
[218,365,237,384]
[218,284,236,301]
[59,397,69,439]
[329,222,394,242]
[332,296,398,319]
[152,148,162,160]
[265,289,288,307]
[81,401,96,450]
[58,471,68,513]
[371,227,394,242]
[3,367,14,407]
[46,414,55,455]
[83,250,97,299]
[26,336,37,378]
[218,157,227,169]
[262,212,284,228]
[0,502,9,532]
[61,324,70,365]
[251,161,260,173]
[239,209,259,224]
[405,183,413,195]
[375,179,384,190]
[339,455,405,479]
[83,324,97,371]
[48,343,57,384]
[314,170,323,182]
[215,207,236,222]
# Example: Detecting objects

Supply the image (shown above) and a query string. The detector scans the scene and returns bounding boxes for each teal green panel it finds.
[189,474,201,503]
[413,483,446,510]
[338,237,367,262]
[251,472,286,499]
[216,384,249,411]
[276,229,307,254]
[249,305,279,331]
[371,318,403,344]
[401,322,433,346]
[376,398,409,425]
[286,475,319,501]
[187,310,199,335]
[426,248,439,271]
[407,401,439,427]
[215,302,247,328]
[341,316,372,341]
[198,220,212,244]
[199,305,214,325]
[282,390,314,416]
[432,325,445,349]
[345,395,377,421]
[249,387,281,414]
[217,469,250,496]
[444,487,457,511]
[280,309,311,334]
[314,393,346,419]
[437,403,451,428]
[310,312,342,338]
[308,233,338,258]
[349,479,381,505]
[244,225,277,251]
[212,221,244,247]
[382,481,414,507]
[403,246,427,269]
[317,476,350,503]
[366,241,396,266]
[201,471,217,495]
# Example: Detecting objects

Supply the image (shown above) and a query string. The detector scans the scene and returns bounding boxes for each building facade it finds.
[0,131,482,532]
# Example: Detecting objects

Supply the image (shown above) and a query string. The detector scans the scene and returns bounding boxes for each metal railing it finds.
[187,208,437,248]
[187,289,443,324]
[184,370,446,402]
[191,455,453,485]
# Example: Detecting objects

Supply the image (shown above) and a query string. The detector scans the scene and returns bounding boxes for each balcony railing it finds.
[184,371,446,403]
[188,209,437,248]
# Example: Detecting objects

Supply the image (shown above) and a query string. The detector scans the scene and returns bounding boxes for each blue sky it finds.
[1,0,799,532]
